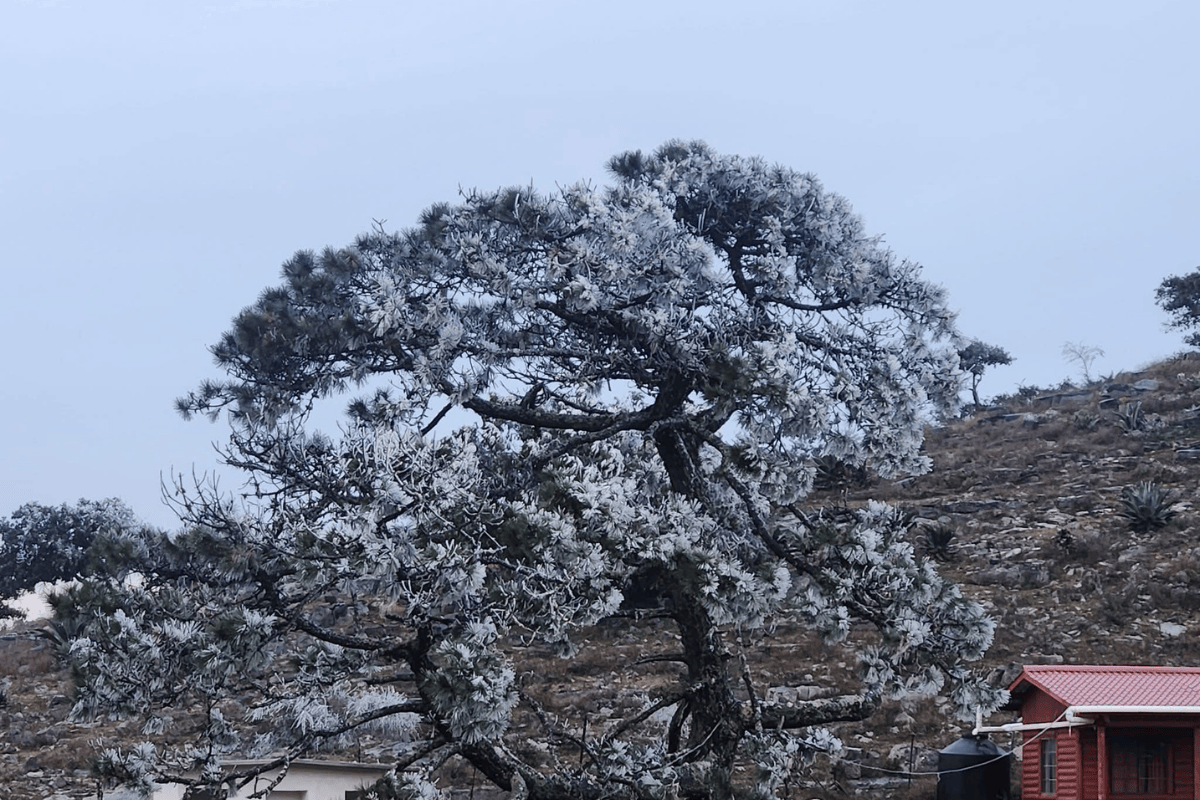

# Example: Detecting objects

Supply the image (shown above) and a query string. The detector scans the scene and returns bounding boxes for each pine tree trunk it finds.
[671,585,744,800]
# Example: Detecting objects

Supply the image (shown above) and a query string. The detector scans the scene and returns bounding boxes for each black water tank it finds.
[937,734,1011,800]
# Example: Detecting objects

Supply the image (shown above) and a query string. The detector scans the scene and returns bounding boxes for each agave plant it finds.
[1113,401,1146,433]
[923,524,957,562]
[811,453,869,492]
[1119,481,1176,532]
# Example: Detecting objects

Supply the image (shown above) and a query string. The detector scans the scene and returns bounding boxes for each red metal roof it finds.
[1010,665,1200,708]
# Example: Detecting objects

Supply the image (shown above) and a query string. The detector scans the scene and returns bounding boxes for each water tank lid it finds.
[940,734,1008,757]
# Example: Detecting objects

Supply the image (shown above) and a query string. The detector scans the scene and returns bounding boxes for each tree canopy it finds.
[0,498,136,617]
[60,141,1002,800]
[1155,268,1200,348]
[956,339,1014,409]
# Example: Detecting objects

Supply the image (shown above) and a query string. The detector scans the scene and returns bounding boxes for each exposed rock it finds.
[971,563,1052,589]
[8,728,36,748]
[941,500,1004,514]
[847,776,914,798]
[1025,654,1065,664]
[1032,391,1093,408]
[842,746,883,769]
[1118,546,1149,564]
[887,742,939,773]
[34,725,64,747]
[1039,510,1075,526]
[981,413,1025,424]
[985,663,1025,689]
[1055,494,1099,512]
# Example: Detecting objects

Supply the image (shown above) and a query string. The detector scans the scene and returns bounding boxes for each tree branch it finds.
[462,395,618,431]
[759,693,879,729]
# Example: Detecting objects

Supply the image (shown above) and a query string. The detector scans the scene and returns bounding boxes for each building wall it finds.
[153,761,390,800]
[1023,691,1068,725]
[1080,729,1097,800]
[1072,724,1192,800]
[1019,732,1043,798]
[1058,731,1082,800]
[1021,729,1082,800]
[1094,726,1195,799]
[1020,691,1073,799]
[1174,730,1195,797]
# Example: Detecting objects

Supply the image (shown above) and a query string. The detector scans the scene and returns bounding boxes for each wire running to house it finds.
[847,710,1069,779]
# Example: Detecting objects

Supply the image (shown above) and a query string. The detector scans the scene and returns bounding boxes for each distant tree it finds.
[59,141,1003,800]
[1155,268,1200,347]
[957,339,1014,409]
[0,498,136,617]
[1062,340,1105,384]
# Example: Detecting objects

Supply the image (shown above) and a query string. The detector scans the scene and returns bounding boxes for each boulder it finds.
[971,563,1051,589]
[887,742,939,773]
[1160,622,1186,638]
[942,500,1003,514]
[1032,391,1092,408]
[1055,494,1099,512]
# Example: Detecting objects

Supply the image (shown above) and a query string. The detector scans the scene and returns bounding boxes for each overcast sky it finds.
[3,0,1197,529]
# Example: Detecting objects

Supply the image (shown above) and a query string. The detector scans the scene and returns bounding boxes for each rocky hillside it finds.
[7,354,1200,799]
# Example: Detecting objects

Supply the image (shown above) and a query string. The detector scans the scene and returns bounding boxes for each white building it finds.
[151,759,391,800]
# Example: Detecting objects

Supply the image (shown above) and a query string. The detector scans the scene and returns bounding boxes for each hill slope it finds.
[7,355,1200,799]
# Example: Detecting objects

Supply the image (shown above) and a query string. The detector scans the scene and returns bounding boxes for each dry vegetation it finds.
[9,354,1200,799]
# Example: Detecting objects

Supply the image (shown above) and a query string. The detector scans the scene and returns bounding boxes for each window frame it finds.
[1109,732,1176,796]
[1040,736,1058,795]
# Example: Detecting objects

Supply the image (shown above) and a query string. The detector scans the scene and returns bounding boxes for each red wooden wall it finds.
[1022,724,1194,800]
[1021,690,1073,799]
[1021,729,1082,800]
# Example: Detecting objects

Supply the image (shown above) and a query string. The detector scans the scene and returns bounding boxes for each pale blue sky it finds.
[3,0,1197,528]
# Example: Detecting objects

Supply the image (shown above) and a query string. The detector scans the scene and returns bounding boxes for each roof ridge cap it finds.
[1025,665,1200,672]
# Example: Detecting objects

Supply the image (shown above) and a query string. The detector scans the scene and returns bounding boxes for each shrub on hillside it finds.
[1119,481,1176,532]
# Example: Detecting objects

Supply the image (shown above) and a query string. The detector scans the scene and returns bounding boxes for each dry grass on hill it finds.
[9,354,1200,798]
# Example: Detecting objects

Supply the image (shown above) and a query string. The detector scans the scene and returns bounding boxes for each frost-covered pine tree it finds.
[62,141,1004,800]
[0,498,137,617]
[956,339,1014,409]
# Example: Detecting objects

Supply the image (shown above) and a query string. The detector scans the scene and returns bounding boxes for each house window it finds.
[1040,738,1057,794]
[1110,735,1172,795]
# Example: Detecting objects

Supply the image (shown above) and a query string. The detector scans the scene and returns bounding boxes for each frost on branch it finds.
[65,141,999,800]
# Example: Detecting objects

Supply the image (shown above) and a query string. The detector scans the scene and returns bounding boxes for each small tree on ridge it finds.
[1062,340,1105,385]
[957,339,1014,409]
[1155,267,1200,347]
